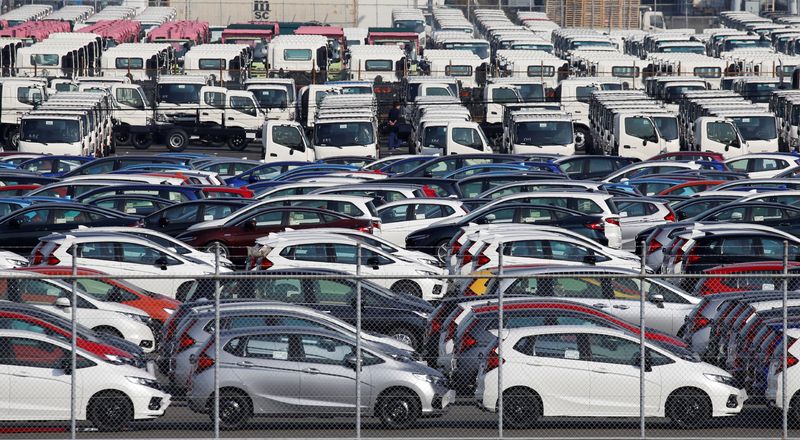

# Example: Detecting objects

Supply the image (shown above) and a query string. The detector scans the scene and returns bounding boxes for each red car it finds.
[176,206,375,264]
[658,180,724,197]
[16,266,181,324]
[0,184,40,196]
[649,152,725,162]
[198,186,253,198]
[693,261,800,296]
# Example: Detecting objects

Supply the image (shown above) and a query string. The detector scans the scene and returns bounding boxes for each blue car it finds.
[378,156,436,175]
[76,184,207,203]
[0,198,32,217]
[17,156,94,178]
[273,164,361,181]
[441,162,564,180]
[225,161,309,187]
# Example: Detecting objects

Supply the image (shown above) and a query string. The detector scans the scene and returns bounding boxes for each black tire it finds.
[391,281,423,298]
[790,393,800,427]
[434,240,450,264]
[93,326,124,339]
[503,388,542,429]
[227,131,249,151]
[388,327,418,350]
[214,389,252,430]
[165,129,189,152]
[87,391,133,432]
[575,126,591,154]
[114,130,131,147]
[206,134,227,148]
[666,388,711,429]
[377,389,420,429]
[5,127,19,151]
[204,242,230,261]
[131,132,153,150]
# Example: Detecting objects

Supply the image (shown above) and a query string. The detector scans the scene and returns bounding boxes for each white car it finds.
[725,154,800,178]
[766,327,800,419]
[31,233,228,299]
[0,250,27,268]
[0,329,170,430]
[0,273,156,352]
[475,326,746,429]
[255,181,342,199]
[72,226,234,268]
[601,161,703,183]
[467,230,642,274]
[255,235,447,300]
[377,199,468,246]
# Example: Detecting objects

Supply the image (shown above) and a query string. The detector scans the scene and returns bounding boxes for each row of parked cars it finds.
[3,149,800,430]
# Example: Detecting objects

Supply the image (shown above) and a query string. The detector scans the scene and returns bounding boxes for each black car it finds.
[405,203,608,261]
[554,155,639,180]
[689,202,800,237]
[180,269,433,349]
[399,154,525,178]
[456,172,567,198]
[670,196,739,221]
[0,203,139,255]
[143,199,253,236]
[62,155,189,177]
[88,195,178,216]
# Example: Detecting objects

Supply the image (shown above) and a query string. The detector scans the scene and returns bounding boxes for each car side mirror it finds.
[55,297,71,308]
[7,218,20,229]
[582,254,598,265]
[367,256,380,269]
[343,353,360,371]
[155,256,168,270]
[484,213,496,223]
[632,351,652,372]
[248,175,259,183]
[158,216,170,227]
[244,219,257,231]
[61,357,72,375]
[648,293,665,307]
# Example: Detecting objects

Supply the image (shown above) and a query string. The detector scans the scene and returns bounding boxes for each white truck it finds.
[0,78,47,149]
[503,110,576,156]
[311,94,378,159]
[267,34,330,86]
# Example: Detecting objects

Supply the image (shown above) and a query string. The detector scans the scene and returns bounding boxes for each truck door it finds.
[199,86,227,126]
[619,115,661,159]
[263,120,314,163]
[445,122,491,155]
[226,90,263,132]
[485,85,520,125]
[111,84,148,126]
[694,117,746,157]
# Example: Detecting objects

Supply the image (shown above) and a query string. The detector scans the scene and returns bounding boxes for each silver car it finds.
[615,197,676,251]
[187,327,455,429]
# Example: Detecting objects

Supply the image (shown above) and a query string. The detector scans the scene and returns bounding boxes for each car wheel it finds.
[87,391,133,432]
[165,129,189,152]
[214,389,252,430]
[227,131,249,151]
[435,240,450,264]
[389,327,418,349]
[503,388,541,429]
[93,326,123,339]
[131,132,153,150]
[391,281,422,298]
[667,388,711,429]
[205,242,230,261]
[377,388,420,429]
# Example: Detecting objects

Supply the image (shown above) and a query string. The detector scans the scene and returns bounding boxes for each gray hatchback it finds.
[187,326,455,429]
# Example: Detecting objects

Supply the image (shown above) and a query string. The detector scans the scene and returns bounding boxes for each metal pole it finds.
[560,0,565,26]
[356,244,363,439]
[497,243,504,438]
[214,244,221,439]
[639,244,647,439]
[684,0,689,29]
[70,243,77,440]
[783,240,789,440]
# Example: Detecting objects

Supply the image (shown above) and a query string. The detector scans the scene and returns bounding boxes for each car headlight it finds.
[126,376,161,390]
[417,270,440,277]
[704,373,736,387]
[163,308,175,315]
[123,313,150,324]
[413,373,448,386]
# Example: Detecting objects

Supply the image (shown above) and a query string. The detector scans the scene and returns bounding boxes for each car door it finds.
[295,334,371,413]
[378,203,412,245]
[0,339,7,418]
[2,336,72,419]
[149,203,202,236]
[237,334,302,414]
[0,208,53,252]
[615,200,662,251]
[605,277,692,334]
[117,242,189,297]
[521,276,613,310]
[586,333,660,416]
[503,239,552,267]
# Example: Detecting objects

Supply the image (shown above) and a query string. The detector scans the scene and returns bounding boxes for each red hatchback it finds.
[693,261,800,296]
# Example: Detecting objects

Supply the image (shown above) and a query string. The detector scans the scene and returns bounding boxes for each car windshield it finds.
[515,121,573,145]
[21,119,81,143]
[314,122,374,147]
[251,88,287,108]
[158,83,203,104]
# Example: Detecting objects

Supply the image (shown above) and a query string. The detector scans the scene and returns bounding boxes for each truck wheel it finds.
[206,134,226,148]
[131,133,153,150]
[113,131,131,146]
[227,132,248,151]
[575,126,591,154]
[165,129,189,152]
[5,127,19,151]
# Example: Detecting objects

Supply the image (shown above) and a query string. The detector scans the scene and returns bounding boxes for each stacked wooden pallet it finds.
[545,0,640,28]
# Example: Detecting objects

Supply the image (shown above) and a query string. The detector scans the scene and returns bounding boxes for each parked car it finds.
[142,199,253,236]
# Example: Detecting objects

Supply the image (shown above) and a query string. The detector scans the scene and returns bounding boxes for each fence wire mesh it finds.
[3,243,800,439]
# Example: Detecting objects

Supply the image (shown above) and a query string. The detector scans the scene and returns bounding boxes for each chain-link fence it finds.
[3,242,800,439]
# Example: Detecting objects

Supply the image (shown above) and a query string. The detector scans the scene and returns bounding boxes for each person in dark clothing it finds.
[387,101,402,150]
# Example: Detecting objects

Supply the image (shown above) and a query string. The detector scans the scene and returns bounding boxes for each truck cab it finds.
[262,120,314,163]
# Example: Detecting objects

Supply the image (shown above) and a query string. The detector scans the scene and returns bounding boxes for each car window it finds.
[610,278,687,303]
[52,209,101,224]
[508,240,548,258]
[297,335,353,364]
[507,277,608,299]
[77,242,117,261]
[523,333,583,360]
[754,158,786,172]
[710,207,747,221]
[479,208,515,224]
[120,243,174,266]
[517,207,555,223]
[617,201,652,217]
[588,333,639,365]
[0,337,67,368]
[244,334,291,360]
[117,199,161,215]
[751,206,786,221]
[163,204,199,222]
[287,210,324,226]
[202,204,234,221]
[12,209,49,225]
[549,241,600,262]
[252,211,283,226]
[76,278,138,302]
[251,166,282,180]
[313,279,354,305]
[284,244,328,262]
[380,205,409,223]
[727,159,749,172]
[8,279,69,305]
[451,128,484,150]
[251,279,304,303]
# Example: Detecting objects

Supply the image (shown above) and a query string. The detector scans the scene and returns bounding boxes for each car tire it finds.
[227,131,248,151]
[131,132,153,150]
[377,388,420,429]
[503,387,541,429]
[389,327,418,349]
[391,281,422,298]
[204,242,230,261]
[165,129,189,152]
[87,391,133,432]
[93,326,123,339]
[666,388,711,429]
[214,388,252,430]
[435,240,450,264]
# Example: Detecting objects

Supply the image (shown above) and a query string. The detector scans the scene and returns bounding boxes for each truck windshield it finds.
[158,83,202,104]
[571,40,614,49]
[515,121,573,146]
[443,42,490,59]
[393,20,425,34]
[21,119,81,143]
[664,85,706,102]
[726,39,771,50]
[511,44,553,53]
[653,116,679,141]
[730,116,777,141]
[661,45,705,54]
[31,54,59,66]
[516,84,544,101]
[743,83,778,103]
[314,122,375,146]
[422,126,446,148]
[252,88,287,108]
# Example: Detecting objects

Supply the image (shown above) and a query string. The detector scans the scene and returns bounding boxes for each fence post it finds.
[639,243,647,439]
[213,244,221,439]
[497,243,504,437]
[70,243,77,440]
[783,240,789,440]
[356,243,363,440]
